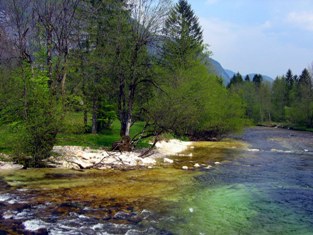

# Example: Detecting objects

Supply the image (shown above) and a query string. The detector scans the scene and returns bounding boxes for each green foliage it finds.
[13,70,59,168]
[147,62,246,138]
[228,77,272,124]
[97,103,117,132]
[227,72,243,88]
[271,77,287,121]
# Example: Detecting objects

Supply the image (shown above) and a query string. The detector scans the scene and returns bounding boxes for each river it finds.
[0,127,313,234]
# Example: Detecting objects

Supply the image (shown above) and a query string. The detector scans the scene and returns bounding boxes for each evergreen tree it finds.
[227,72,243,88]
[285,69,295,90]
[252,74,263,87]
[244,75,250,82]
[298,68,312,89]
[162,0,204,69]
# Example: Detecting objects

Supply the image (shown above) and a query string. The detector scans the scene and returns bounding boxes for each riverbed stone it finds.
[0,161,23,170]
[194,163,200,168]
[164,158,174,164]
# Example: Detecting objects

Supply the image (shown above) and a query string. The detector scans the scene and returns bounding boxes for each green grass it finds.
[56,112,150,148]
[0,125,18,154]
[0,112,151,154]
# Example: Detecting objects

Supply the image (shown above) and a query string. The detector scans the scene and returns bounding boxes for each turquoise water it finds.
[163,127,313,234]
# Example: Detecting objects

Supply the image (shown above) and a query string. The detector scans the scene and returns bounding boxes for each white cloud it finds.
[199,16,312,77]
[287,11,313,31]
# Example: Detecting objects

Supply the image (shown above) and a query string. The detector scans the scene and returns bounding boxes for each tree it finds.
[0,0,80,166]
[144,0,245,141]
[2,0,34,120]
[287,68,313,127]
[162,0,203,69]
[271,77,287,121]
[252,74,263,88]
[114,0,171,140]
[227,72,243,88]
[244,75,250,82]
[33,0,81,98]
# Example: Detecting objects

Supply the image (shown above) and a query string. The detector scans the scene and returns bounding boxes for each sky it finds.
[187,0,313,78]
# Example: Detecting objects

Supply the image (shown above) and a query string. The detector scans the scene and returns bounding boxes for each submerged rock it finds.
[23,219,49,232]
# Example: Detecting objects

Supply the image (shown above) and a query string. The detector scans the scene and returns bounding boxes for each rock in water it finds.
[23,219,49,232]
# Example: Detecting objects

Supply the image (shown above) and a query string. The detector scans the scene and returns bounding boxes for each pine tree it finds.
[252,74,263,88]
[162,0,204,69]
[227,72,243,88]
[244,75,250,82]
[298,68,312,89]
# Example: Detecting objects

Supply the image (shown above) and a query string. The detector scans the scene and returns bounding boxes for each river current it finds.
[1,127,313,234]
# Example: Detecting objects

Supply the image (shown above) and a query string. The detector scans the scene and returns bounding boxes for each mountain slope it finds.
[208,58,273,84]
[207,58,231,85]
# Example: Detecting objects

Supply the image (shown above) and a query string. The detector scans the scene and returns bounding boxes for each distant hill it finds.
[208,58,273,85]
[225,69,235,79]
[207,58,231,85]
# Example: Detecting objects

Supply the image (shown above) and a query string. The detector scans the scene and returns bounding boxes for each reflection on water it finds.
[1,127,313,234]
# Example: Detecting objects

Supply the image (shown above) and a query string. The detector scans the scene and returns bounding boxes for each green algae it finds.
[171,139,248,168]
[0,167,200,214]
[165,184,257,235]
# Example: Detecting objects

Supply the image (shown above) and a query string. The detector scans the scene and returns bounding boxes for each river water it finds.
[1,127,313,234]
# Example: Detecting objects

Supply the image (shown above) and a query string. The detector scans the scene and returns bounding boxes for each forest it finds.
[0,0,312,168]
[228,68,313,129]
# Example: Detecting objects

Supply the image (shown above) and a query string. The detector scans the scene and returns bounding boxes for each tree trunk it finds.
[21,64,28,120]
[125,116,132,136]
[91,97,98,134]
[84,109,88,131]
[46,28,53,92]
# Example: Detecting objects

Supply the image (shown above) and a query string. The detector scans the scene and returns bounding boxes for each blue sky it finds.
[187,0,313,78]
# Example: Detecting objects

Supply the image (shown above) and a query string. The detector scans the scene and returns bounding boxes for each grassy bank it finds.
[0,112,150,155]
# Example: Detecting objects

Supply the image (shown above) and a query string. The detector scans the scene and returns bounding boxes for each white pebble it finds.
[194,163,200,168]
[182,166,188,170]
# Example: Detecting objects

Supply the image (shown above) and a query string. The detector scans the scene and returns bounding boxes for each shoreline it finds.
[49,139,192,170]
[0,139,192,170]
